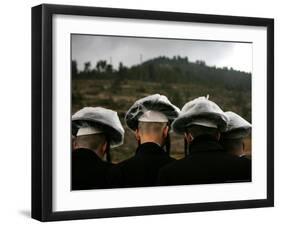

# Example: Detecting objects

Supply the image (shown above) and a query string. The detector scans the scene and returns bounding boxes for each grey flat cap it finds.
[72,107,124,148]
[172,96,228,134]
[125,94,180,131]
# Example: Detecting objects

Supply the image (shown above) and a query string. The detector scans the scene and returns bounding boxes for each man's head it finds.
[125,94,180,132]
[124,94,179,150]
[73,133,108,159]
[221,111,251,156]
[184,125,220,144]
[72,107,125,148]
[135,110,170,146]
[135,121,169,146]
[73,126,108,159]
[72,107,125,161]
[171,96,228,155]
[172,96,228,135]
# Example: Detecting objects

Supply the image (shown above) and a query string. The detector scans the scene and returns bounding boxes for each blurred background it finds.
[71,34,252,163]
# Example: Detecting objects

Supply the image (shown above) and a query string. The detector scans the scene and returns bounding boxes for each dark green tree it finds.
[84,61,91,73]
[72,60,78,77]
[96,60,107,73]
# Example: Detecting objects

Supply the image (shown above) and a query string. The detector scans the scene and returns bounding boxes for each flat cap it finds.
[125,94,180,131]
[72,107,124,148]
[172,96,228,134]
[222,111,251,139]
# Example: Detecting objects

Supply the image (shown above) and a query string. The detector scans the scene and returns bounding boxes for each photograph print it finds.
[71,34,252,190]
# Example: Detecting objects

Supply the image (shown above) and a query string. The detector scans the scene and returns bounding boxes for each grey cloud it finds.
[71,34,252,73]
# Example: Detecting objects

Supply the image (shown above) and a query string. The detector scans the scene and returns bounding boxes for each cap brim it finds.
[172,112,228,134]
[72,118,124,148]
[222,128,251,139]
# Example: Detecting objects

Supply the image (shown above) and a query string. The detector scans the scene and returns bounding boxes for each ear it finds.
[216,132,221,141]
[73,137,79,150]
[135,129,140,142]
[163,126,169,138]
[184,132,193,144]
[100,141,107,156]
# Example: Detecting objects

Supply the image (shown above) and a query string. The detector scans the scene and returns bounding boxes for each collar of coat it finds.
[189,135,224,154]
[135,142,167,156]
[72,148,104,162]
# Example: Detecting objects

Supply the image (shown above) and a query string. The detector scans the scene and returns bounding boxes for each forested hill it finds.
[72,56,251,91]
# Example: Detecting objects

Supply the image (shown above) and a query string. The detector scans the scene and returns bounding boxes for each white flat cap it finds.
[172,96,228,134]
[72,107,125,148]
[125,94,180,131]
[222,111,252,139]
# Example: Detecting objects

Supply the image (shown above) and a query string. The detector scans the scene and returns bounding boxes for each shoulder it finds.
[157,158,186,185]
[109,156,138,176]
[222,153,252,165]
[116,155,137,166]
[159,158,187,174]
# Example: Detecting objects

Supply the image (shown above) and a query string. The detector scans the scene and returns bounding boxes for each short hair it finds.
[75,133,106,151]
[138,121,168,135]
[185,125,219,139]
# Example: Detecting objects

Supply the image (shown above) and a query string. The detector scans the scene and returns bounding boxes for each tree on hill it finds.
[72,60,78,77]
[84,61,91,73]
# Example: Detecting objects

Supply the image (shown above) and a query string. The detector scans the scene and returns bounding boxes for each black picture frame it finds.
[32,3,274,222]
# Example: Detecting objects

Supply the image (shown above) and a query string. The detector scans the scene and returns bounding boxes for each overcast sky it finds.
[72,34,252,73]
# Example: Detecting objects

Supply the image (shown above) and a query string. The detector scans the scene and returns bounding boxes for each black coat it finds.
[72,148,113,190]
[108,142,174,188]
[158,135,251,186]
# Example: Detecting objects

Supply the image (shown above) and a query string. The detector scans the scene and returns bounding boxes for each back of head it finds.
[125,94,179,152]
[222,111,251,139]
[186,125,220,140]
[74,133,106,152]
[172,96,227,155]
[125,94,180,132]
[221,111,251,156]
[72,106,125,148]
[136,121,169,151]
[138,121,168,137]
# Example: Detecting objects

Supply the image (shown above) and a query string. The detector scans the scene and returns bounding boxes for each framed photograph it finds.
[32,4,274,221]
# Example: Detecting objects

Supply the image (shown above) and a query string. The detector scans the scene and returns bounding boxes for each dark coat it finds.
[108,142,174,188]
[158,135,251,186]
[72,148,113,190]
